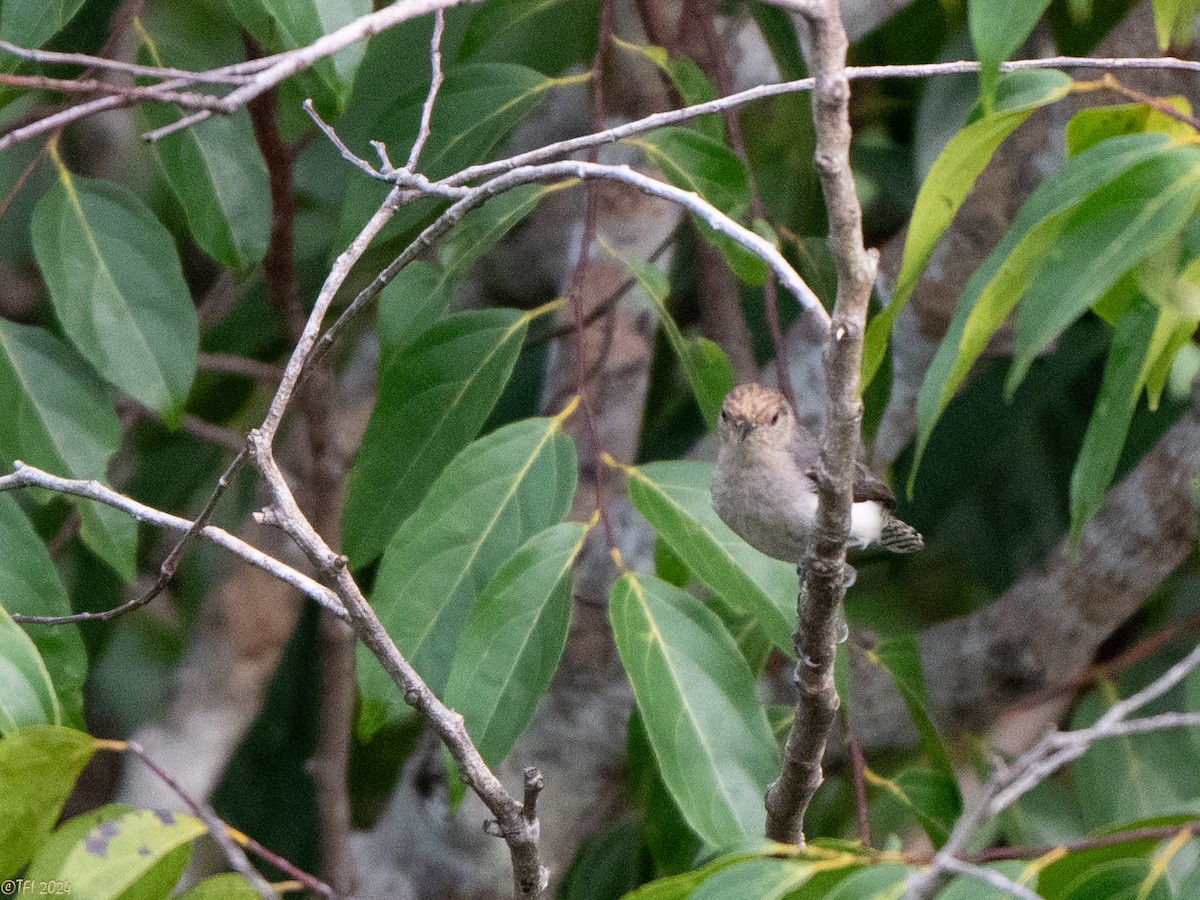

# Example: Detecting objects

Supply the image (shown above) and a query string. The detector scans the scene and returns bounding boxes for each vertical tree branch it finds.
[764,0,877,844]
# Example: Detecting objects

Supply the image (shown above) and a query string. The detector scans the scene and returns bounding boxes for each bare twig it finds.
[933,857,1041,900]
[115,739,289,899]
[0,462,348,621]
[765,0,875,846]
[405,8,446,172]
[0,39,254,83]
[142,0,484,141]
[198,352,285,383]
[13,453,249,626]
[905,642,1200,899]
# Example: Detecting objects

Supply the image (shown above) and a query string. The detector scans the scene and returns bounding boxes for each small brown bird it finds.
[711,383,923,566]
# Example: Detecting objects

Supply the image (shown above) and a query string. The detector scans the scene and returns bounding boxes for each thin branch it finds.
[142,0,485,141]
[316,158,829,370]
[0,72,233,109]
[933,857,1041,900]
[116,740,285,900]
[405,8,446,171]
[0,39,254,83]
[13,452,248,626]
[765,0,874,845]
[905,642,1200,899]
[0,462,348,622]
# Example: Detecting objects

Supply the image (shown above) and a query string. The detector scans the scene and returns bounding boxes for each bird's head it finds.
[717,383,796,453]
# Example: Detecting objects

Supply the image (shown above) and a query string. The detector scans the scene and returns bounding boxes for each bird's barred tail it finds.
[880,516,924,553]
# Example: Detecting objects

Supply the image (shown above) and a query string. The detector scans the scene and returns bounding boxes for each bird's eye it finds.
[720,409,729,423]
[770,411,781,425]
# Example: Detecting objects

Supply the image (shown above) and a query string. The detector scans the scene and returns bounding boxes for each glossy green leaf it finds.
[862,69,1072,388]
[0,0,87,72]
[0,603,59,733]
[376,184,557,362]
[624,126,766,284]
[1006,147,1200,395]
[338,63,573,248]
[602,247,734,428]
[0,495,85,726]
[617,459,795,654]
[344,305,547,567]
[912,132,1177,488]
[458,0,599,75]
[358,411,578,733]
[443,520,589,766]
[0,322,136,580]
[1070,301,1176,537]
[1072,689,1200,831]
[0,726,95,878]
[940,862,1032,899]
[825,863,911,898]
[1058,858,1169,900]
[1153,0,1200,49]
[143,110,270,270]
[690,857,817,899]
[876,767,961,848]
[612,37,721,139]
[31,173,198,420]
[176,874,264,900]
[969,0,1053,110]
[1065,100,1196,158]
[57,807,203,899]
[25,803,134,882]
[227,0,368,110]
[870,636,954,779]
[623,851,769,899]
[609,571,779,849]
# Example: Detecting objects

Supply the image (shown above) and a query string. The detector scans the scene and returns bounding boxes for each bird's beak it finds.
[737,420,754,441]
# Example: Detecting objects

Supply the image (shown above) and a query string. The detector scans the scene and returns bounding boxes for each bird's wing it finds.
[852,460,895,507]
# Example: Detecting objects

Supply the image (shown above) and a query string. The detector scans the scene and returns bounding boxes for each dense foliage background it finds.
[2,0,1200,897]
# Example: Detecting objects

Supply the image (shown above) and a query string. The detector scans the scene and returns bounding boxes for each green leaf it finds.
[690,857,818,899]
[601,246,734,427]
[31,173,198,420]
[969,0,1053,111]
[1057,858,1169,900]
[0,495,85,726]
[0,603,59,733]
[0,725,95,878]
[912,132,1178,489]
[343,306,543,567]
[1070,301,1174,538]
[458,0,599,75]
[25,803,133,882]
[612,37,722,139]
[872,766,961,848]
[0,322,136,580]
[1065,100,1196,158]
[1153,0,1200,49]
[358,411,578,734]
[443,519,589,766]
[175,873,264,900]
[143,110,270,270]
[0,0,87,72]
[750,5,807,81]
[616,459,796,654]
[824,864,911,898]
[862,69,1071,389]
[56,807,203,899]
[940,862,1033,899]
[623,851,771,899]
[623,126,766,284]
[609,571,779,849]
[870,636,955,779]
[225,0,369,111]
[338,63,572,248]
[1006,146,1200,395]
